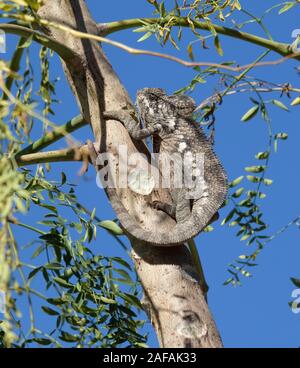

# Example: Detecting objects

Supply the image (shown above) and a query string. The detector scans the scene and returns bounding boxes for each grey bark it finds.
[37,0,223,348]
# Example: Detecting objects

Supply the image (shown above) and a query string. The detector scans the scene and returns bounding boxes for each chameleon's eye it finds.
[168,95,196,116]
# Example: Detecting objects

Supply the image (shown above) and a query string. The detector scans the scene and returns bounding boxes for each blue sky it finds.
[2,0,300,347]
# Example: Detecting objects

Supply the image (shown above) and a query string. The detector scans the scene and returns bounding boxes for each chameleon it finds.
[88,88,228,247]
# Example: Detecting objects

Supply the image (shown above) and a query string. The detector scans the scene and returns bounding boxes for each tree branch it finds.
[99,16,298,60]
[0,16,300,78]
[15,145,89,167]
[15,115,86,157]
[0,23,76,61]
[15,111,131,159]
[35,0,223,347]
[2,18,300,75]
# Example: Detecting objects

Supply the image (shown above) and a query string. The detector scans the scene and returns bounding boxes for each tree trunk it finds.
[37,0,223,348]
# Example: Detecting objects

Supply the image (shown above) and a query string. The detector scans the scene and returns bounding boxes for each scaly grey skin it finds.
[89,88,228,246]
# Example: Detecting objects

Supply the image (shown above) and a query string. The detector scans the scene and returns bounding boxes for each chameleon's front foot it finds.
[87,140,99,169]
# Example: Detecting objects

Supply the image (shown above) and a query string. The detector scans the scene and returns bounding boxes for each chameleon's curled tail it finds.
[107,166,228,247]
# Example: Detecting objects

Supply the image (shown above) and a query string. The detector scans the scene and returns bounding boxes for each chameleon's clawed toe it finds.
[151,201,176,219]
[151,200,163,210]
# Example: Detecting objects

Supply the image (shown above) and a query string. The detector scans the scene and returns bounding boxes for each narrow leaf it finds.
[98,220,123,235]
[137,31,153,42]
[214,36,223,56]
[272,99,289,111]
[291,96,300,106]
[229,176,244,187]
[241,105,259,122]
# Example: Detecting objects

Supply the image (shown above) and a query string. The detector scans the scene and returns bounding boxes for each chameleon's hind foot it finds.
[208,211,219,224]
[151,200,176,219]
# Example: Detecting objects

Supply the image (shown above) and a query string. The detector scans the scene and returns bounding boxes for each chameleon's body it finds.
[90,88,227,246]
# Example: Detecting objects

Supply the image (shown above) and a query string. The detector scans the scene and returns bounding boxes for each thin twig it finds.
[1,16,300,74]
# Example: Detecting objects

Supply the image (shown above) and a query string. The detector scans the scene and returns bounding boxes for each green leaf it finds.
[192,75,206,84]
[99,220,123,235]
[240,231,250,240]
[214,36,223,56]
[73,222,83,233]
[135,342,148,348]
[31,245,45,259]
[203,225,214,232]
[41,306,60,316]
[232,187,244,198]
[38,203,58,213]
[223,277,234,286]
[61,172,66,185]
[274,133,288,152]
[47,297,65,306]
[229,176,244,187]
[147,0,160,11]
[238,199,252,207]
[255,151,270,160]
[241,105,259,122]
[169,34,179,50]
[291,277,300,288]
[291,96,300,106]
[33,338,52,346]
[232,0,242,10]
[221,209,236,225]
[111,277,135,286]
[53,277,73,288]
[137,31,153,42]
[246,175,259,183]
[247,190,266,199]
[245,165,266,173]
[159,1,166,17]
[111,257,132,270]
[28,266,42,280]
[241,270,252,277]
[263,178,273,186]
[187,43,194,61]
[19,35,34,48]
[100,296,117,304]
[275,133,288,140]
[114,268,132,281]
[278,2,295,14]
[59,331,80,343]
[38,220,57,226]
[90,207,96,221]
[118,292,143,309]
[272,99,289,111]
[44,262,63,270]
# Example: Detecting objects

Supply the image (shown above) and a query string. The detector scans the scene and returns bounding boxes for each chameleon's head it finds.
[136,88,196,127]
